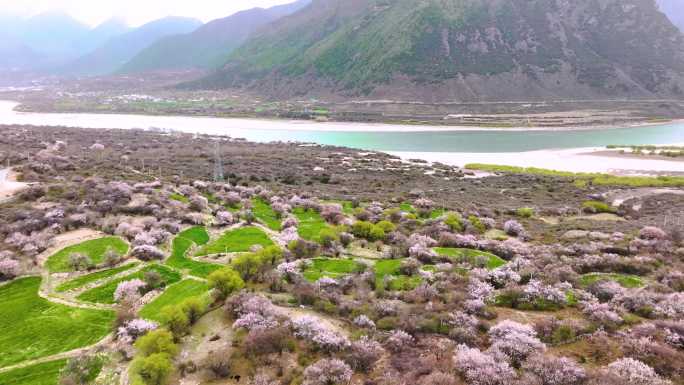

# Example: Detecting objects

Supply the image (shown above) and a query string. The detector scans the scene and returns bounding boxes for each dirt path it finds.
[605,188,684,207]
[0,168,29,203]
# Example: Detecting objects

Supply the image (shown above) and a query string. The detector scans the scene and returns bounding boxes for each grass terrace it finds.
[76,264,181,304]
[303,258,365,282]
[55,262,139,292]
[169,193,189,203]
[196,226,274,255]
[465,164,684,188]
[0,277,114,367]
[166,233,221,278]
[252,198,282,231]
[0,359,67,385]
[139,279,210,322]
[46,237,129,273]
[579,273,645,288]
[293,207,330,242]
[374,259,422,291]
[177,226,210,245]
[399,202,416,213]
[433,247,507,270]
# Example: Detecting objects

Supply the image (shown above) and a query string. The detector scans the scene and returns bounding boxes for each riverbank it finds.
[9,100,683,132]
[389,147,684,176]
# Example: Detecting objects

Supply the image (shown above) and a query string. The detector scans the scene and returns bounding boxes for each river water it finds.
[2,100,684,153]
[1,100,683,173]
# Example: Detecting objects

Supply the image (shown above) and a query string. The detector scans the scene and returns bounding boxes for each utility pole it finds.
[213,141,224,182]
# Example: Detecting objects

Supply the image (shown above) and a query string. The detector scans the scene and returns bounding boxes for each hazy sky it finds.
[0,0,295,27]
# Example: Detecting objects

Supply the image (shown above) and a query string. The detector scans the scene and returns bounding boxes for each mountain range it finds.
[0,12,129,69]
[119,0,310,73]
[192,0,684,102]
[2,0,684,103]
[64,17,203,76]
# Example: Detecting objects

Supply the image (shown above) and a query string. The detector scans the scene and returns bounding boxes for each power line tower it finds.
[213,141,224,182]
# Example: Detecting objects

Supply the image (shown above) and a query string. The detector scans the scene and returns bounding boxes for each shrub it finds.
[603,358,668,385]
[68,253,94,271]
[143,271,163,290]
[188,195,209,212]
[208,268,245,301]
[288,239,320,259]
[352,221,385,241]
[453,344,516,385]
[114,279,146,303]
[347,337,384,373]
[244,326,292,356]
[376,220,397,233]
[232,253,261,281]
[103,248,123,267]
[130,353,174,385]
[131,246,165,261]
[319,228,340,248]
[488,320,546,366]
[160,305,190,338]
[180,297,206,324]
[503,220,524,237]
[639,227,667,241]
[468,216,487,234]
[386,330,414,352]
[523,354,587,385]
[444,213,464,232]
[205,347,231,378]
[215,211,234,226]
[134,329,178,357]
[0,258,20,280]
[582,201,616,214]
[117,319,158,344]
[59,355,102,385]
[516,207,535,218]
[303,359,352,385]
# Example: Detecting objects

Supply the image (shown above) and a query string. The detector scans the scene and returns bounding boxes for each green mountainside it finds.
[64,17,203,76]
[193,0,684,102]
[119,0,310,73]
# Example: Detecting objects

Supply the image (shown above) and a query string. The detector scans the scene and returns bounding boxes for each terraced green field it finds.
[55,262,139,292]
[139,279,210,322]
[177,226,210,245]
[46,237,129,273]
[432,247,507,270]
[374,259,422,291]
[303,258,365,282]
[166,227,221,278]
[167,237,221,278]
[196,226,274,255]
[0,278,114,367]
[252,198,282,231]
[293,208,329,242]
[0,359,67,385]
[76,265,181,304]
[579,273,645,288]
